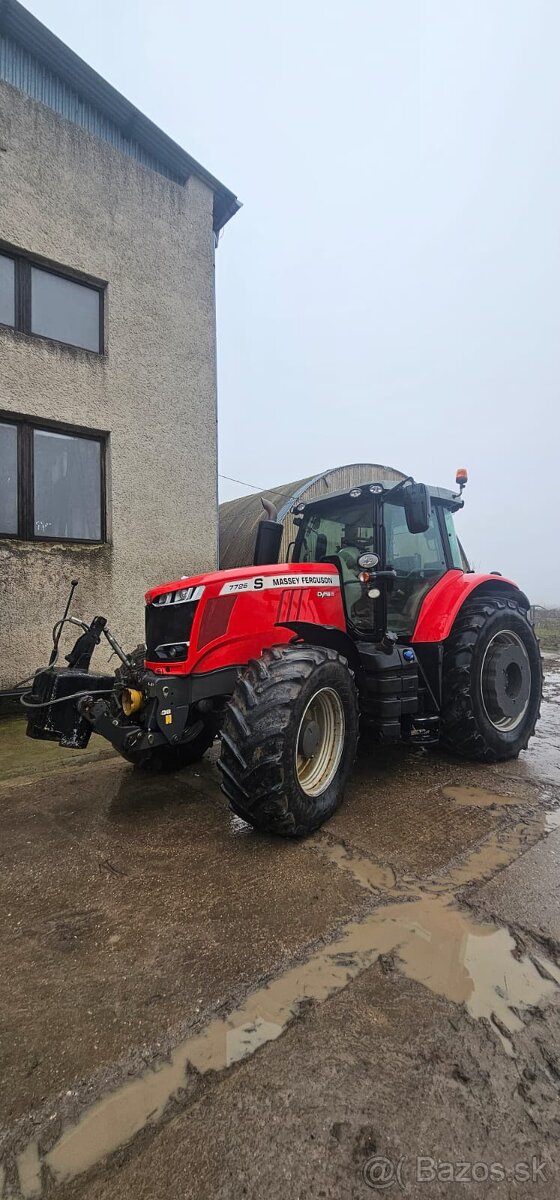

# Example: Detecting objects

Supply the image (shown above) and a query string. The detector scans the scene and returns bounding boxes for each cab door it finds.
[382,497,448,636]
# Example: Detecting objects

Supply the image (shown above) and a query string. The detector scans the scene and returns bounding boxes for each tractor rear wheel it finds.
[218,644,359,837]
[441,594,541,761]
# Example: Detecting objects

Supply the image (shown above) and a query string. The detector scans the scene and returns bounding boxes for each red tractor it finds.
[25,472,542,837]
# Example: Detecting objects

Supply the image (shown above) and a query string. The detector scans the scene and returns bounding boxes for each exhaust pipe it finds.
[253,497,283,566]
[260,497,278,522]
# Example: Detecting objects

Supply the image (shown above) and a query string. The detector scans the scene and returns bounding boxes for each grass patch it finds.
[534,609,560,653]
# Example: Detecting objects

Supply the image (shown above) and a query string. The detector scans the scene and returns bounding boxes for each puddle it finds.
[318,840,399,892]
[14,891,560,1195]
[443,786,519,809]
[322,820,531,898]
[15,1144,41,1199]
[427,826,530,891]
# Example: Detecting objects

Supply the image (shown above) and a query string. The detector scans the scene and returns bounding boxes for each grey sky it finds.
[26,0,560,603]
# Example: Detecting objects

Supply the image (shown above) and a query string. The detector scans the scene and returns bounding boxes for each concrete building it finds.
[0,0,239,689]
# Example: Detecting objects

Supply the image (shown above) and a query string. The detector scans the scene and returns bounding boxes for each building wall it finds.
[0,80,218,688]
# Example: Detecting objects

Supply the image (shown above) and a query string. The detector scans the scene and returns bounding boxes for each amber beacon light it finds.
[456,468,468,492]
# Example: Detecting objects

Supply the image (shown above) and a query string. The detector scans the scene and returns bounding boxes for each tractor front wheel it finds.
[218,644,359,836]
[441,594,542,761]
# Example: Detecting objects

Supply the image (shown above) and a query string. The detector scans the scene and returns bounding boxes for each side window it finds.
[0,417,105,542]
[0,421,18,534]
[443,508,464,569]
[33,428,102,540]
[0,250,103,352]
[0,254,15,327]
[385,503,446,575]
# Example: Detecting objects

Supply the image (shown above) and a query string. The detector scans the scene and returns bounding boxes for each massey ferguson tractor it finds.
[24,471,542,837]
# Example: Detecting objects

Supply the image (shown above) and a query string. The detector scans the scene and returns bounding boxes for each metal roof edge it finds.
[0,0,240,232]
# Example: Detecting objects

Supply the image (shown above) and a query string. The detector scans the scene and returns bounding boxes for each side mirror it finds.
[254,519,283,566]
[404,483,431,534]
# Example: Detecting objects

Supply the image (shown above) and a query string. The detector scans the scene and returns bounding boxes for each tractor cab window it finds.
[443,507,464,569]
[295,497,378,633]
[384,499,447,634]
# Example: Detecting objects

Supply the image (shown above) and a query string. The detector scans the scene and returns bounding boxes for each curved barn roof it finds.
[219,462,407,569]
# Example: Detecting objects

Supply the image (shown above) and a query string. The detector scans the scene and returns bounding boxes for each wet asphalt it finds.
[0,657,559,1199]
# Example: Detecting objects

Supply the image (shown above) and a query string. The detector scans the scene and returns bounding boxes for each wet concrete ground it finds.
[0,658,559,1199]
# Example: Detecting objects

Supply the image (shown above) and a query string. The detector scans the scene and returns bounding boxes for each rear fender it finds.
[412,571,531,644]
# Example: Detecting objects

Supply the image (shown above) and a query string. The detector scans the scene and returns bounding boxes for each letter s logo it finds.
[254,577,264,590]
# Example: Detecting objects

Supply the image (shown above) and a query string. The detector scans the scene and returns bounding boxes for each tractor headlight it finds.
[153,585,205,606]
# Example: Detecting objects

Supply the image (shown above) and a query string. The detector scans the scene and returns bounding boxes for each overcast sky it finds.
[27,0,560,603]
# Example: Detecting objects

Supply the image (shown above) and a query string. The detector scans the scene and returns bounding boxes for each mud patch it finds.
[317,839,398,892]
[10,890,560,1196]
[15,1144,41,1199]
[443,785,520,809]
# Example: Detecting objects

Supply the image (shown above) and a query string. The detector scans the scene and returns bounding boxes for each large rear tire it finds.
[218,644,359,837]
[441,593,542,761]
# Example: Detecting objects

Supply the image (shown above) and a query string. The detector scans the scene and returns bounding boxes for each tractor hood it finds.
[145,562,341,606]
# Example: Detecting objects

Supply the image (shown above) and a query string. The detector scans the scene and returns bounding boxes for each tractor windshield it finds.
[294,496,379,633]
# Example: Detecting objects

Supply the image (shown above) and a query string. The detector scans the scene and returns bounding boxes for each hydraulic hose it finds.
[20,688,113,709]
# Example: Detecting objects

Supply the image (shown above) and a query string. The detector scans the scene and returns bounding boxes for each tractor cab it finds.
[290,479,465,641]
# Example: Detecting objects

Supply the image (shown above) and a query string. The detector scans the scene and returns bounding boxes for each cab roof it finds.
[298,480,464,513]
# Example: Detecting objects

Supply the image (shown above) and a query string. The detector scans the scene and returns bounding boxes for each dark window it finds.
[0,416,106,542]
[0,254,15,327]
[0,249,103,352]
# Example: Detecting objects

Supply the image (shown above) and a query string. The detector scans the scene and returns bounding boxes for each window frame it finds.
[0,413,107,544]
[0,248,104,354]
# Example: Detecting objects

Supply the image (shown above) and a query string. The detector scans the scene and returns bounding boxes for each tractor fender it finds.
[280,621,365,684]
[411,571,531,644]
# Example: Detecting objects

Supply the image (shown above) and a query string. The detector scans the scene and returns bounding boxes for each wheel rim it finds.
[480,630,532,732]
[296,687,346,797]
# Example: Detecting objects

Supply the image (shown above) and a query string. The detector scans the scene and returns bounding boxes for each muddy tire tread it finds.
[441,594,542,762]
[218,644,359,837]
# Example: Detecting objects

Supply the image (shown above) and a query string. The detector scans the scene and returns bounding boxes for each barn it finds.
[219,463,406,569]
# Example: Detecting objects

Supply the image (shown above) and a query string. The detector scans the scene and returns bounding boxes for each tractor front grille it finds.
[145,598,199,663]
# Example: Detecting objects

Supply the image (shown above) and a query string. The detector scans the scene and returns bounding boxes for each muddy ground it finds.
[0,658,559,1199]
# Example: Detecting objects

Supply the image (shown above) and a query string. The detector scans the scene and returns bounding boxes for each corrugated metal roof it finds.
[219,463,407,569]
[0,33,182,182]
[0,0,240,232]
